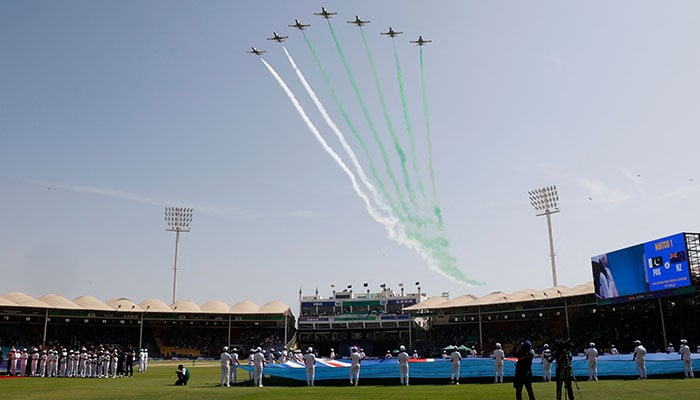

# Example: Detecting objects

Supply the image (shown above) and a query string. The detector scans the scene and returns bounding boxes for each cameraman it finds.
[512,340,537,400]
[553,340,574,400]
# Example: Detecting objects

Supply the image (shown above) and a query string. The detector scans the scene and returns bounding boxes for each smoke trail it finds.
[420,46,444,227]
[405,230,482,285]
[261,59,476,285]
[359,28,420,214]
[393,42,426,202]
[326,21,416,226]
[283,46,395,221]
[297,36,402,221]
[260,58,399,240]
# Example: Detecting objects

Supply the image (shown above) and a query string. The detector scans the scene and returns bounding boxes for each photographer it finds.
[511,340,537,400]
[553,340,574,400]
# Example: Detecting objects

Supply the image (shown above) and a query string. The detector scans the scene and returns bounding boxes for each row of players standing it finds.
[491,338,695,400]
[4,346,150,378]
[218,345,366,388]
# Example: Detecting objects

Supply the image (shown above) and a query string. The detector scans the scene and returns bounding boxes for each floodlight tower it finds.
[528,186,560,287]
[165,207,193,304]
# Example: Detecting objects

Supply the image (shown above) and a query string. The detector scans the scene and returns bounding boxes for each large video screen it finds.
[591,232,693,303]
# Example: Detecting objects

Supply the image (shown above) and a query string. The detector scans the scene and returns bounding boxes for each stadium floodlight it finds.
[165,207,193,304]
[528,185,560,287]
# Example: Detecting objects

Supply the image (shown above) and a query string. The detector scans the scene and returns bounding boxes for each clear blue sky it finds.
[2,1,700,314]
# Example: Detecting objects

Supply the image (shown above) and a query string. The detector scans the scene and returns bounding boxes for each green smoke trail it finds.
[405,230,482,285]
[301,33,404,223]
[410,45,478,285]
[326,21,415,225]
[420,46,444,227]
[393,41,427,202]
[359,28,421,216]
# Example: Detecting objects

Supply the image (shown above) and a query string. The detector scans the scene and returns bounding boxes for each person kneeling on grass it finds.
[175,364,190,386]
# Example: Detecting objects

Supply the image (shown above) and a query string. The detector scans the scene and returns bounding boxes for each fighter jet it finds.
[247,46,266,56]
[266,32,288,43]
[380,27,403,38]
[347,15,370,26]
[313,7,337,19]
[410,35,432,46]
[288,19,311,30]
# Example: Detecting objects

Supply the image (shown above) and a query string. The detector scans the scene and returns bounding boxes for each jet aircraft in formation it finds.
[246,46,266,55]
[347,15,370,26]
[410,35,432,46]
[266,32,288,43]
[288,19,311,30]
[380,27,403,38]
[252,12,429,52]
[313,7,337,19]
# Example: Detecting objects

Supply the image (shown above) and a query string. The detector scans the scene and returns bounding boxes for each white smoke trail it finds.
[260,59,398,239]
[282,46,395,220]
[261,59,473,285]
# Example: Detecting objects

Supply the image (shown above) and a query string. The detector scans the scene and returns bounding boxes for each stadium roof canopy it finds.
[230,300,261,314]
[0,296,18,307]
[3,292,50,308]
[259,301,293,316]
[38,294,82,310]
[106,298,145,312]
[200,300,231,314]
[0,291,293,316]
[404,282,594,311]
[73,296,114,311]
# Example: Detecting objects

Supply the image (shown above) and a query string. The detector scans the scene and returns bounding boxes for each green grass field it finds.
[3,360,700,400]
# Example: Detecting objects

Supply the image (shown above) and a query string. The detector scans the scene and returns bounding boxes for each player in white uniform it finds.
[79,348,88,378]
[267,348,276,364]
[67,350,75,377]
[349,347,361,386]
[220,346,232,387]
[101,351,111,378]
[397,345,410,385]
[633,340,647,379]
[230,348,240,384]
[248,349,255,380]
[610,344,619,355]
[19,348,28,376]
[304,347,316,386]
[59,349,68,377]
[493,343,505,383]
[47,349,58,377]
[143,349,148,371]
[39,350,48,377]
[450,347,461,384]
[13,349,21,376]
[542,344,552,382]
[329,348,335,360]
[138,349,145,372]
[585,342,598,381]
[30,348,39,376]
[111,350,119,378]
[252,347,266,387]
[667,343,675,353]
[679,339,694,378]
[279,346,288,363]
[90,352,98,378]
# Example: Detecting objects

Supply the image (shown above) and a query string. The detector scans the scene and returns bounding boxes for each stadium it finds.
[3,232,699,382]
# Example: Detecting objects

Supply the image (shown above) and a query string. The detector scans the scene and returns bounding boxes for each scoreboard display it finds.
[643,233,691,292]
[591,232,694,304]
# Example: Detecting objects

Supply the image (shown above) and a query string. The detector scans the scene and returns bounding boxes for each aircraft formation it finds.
[249,6,471,285]
[248,7,429,55]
